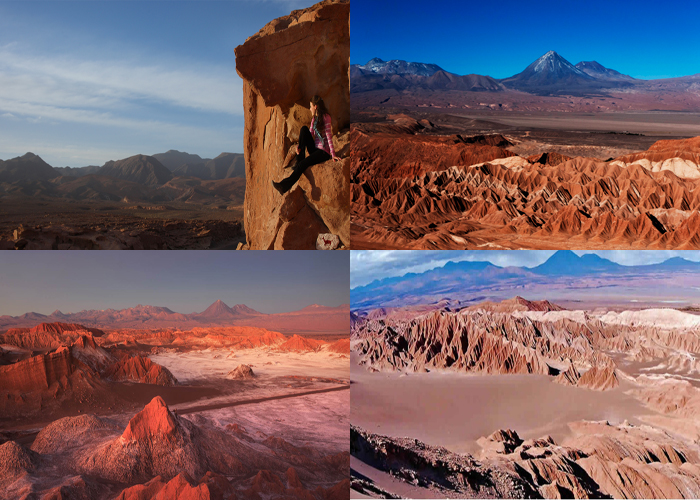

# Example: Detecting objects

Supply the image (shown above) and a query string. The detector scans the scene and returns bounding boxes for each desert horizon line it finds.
[351,50,700,81]
[1,298,350,321]
[351,250,700,290]
[0,149,244,171]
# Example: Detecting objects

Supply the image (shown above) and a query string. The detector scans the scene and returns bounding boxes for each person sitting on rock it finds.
[272,95,341,194]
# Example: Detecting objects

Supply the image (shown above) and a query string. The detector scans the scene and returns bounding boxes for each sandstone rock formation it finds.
[351,130,700,249]
[226,364,255,379]
[353,306,616,381]
[326,338,350,354]
[351,425,539,498]
[353,421,700,499]
[0,346,97,393]
[8,396,349,499]
[235,0,350,249]
[0,324,177,420]
[81,396,208,483]
[1,322,105,350]
[115,472,226,500]
[104,355,177,386]
[277,334,325,352]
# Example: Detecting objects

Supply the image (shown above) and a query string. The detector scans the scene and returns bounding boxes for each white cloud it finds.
[0,45,243,122]
[0,44,246,165]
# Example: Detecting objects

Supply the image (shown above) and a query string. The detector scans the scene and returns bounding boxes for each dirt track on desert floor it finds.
[176,384,350,415]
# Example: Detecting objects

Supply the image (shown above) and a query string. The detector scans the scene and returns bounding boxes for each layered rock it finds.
[226,364,255,379]
[1,322,105,350]
[277,334,326,352]
[0,347,84,392]
[103,355,177,386]
[235,0,350,249]
[353,308,612,377]
[81,396,208,483]
[354,421,700,499]
[614,136,700,178]
[351,131,700,249]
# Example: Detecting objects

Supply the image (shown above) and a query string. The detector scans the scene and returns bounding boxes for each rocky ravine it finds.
[235,0,350,249]
[351,130,700,249]
[352,303,621,391]
[352,299,700,497]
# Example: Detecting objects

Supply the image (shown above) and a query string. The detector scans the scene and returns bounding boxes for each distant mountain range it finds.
[351,51,691,96]
[351,250,700,311]
[0,299,350,334]
[52,150,245,182]
[0,150,246,205]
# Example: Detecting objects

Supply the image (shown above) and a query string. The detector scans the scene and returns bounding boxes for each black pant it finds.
[277,126,331,193]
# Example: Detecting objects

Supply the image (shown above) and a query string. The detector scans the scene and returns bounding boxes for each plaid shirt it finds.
[311,113,335,158]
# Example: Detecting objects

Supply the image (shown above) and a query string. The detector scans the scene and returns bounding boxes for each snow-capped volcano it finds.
[575,60,636,82]
[351,57,444,77]
[531,51,591,77]
[501,50,595,91]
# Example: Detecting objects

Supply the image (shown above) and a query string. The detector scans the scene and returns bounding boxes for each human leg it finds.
[297,126,317,159]
[273,149,331,194]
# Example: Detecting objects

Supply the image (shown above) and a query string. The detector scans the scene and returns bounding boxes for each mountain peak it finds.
[121,396,180,441]
[574,60,636,82]
[532,251,621,276]
[502,51,596,92]
[355,58,445,77]
[200,299,232,316]
[531,51,584,75]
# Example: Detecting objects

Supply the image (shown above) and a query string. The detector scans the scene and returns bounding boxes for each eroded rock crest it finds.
[235,0,350,249]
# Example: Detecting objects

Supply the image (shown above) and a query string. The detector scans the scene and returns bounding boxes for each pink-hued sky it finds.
[0,251,349,316]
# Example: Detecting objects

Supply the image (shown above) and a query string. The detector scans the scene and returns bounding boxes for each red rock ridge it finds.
[2,322,105,350]
[104,355,177,386]
[326,338,350,353]
[121,396,180,442]
[277,334,326,352]
[0,347,81,392]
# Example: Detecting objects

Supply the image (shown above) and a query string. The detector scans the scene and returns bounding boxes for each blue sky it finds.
[351,0,700,81]
[0,251,349,316]
[0,0,314,167]
[350,251,700,289]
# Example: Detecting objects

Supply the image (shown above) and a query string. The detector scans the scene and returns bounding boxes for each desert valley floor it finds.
[350,253,700,498]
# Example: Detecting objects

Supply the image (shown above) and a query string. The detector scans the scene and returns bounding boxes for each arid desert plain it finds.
[350,51,700,250]
[0,301,350,499]
[351,251,700,498]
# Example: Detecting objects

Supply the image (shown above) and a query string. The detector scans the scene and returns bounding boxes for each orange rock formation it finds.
[235,0,350,249]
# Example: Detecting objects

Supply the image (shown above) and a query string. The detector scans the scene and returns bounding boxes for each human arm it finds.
[324,114,341,161]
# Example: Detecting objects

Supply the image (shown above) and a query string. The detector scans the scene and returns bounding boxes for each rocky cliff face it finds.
[235,0,350,249]
[0,347,78,392]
